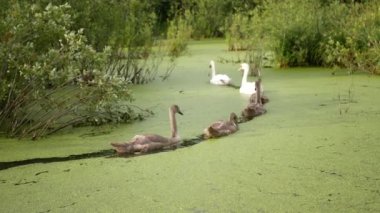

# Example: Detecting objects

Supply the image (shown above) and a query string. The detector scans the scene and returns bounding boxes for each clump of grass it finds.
[336,87,356,115]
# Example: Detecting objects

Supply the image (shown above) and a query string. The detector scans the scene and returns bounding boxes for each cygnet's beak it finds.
[178,110,183,115]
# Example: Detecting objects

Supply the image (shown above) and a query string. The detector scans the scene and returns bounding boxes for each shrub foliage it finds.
[225,0,380,74]
[0,1,189,138]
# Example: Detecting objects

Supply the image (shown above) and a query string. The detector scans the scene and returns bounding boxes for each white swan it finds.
[239,63,263,95]
[209,60,231,85]
[111,105,183,154]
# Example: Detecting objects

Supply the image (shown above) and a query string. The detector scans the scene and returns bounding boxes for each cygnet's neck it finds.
[169,108,179,139]
[256,80,262,104]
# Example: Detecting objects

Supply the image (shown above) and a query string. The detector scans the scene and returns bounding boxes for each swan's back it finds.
[205,121,238,138]
[210,74,231,85]
[111,134,176,154]
[209,60,231,85]
[240,82,264,95]
[132,134,169,143]
[203,113,238,138]
[240,82,256,94]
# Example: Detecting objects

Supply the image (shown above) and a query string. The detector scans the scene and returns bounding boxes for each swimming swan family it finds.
[111,61,269,154]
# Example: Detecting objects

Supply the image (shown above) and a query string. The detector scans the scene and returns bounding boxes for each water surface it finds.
[0,41,379,212]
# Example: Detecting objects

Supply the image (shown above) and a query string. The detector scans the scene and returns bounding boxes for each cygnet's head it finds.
[171,104,183,115]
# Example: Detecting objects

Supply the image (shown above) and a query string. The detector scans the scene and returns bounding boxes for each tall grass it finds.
[225,0,380,74]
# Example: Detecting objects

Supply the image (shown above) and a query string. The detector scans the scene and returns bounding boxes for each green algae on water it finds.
[0,41,379,212]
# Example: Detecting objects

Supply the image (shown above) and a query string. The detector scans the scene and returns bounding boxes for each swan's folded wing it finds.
[111,142,133,154]
[135,134,177,152]
[209,121,237,135]
[211,74,231,85]
[209,121,225,129]
[139,134,170,143]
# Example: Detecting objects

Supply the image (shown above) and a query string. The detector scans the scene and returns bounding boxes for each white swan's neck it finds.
[241,66,249,85]
[169,108,178,139]
[210,62,216,78]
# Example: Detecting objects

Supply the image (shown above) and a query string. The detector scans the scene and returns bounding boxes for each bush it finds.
[169,0,262,39]
[225,13,254,51]
[257,0,324,67]
[166,10,192,58]
[225,0,379,73]
[0,3,144,139]
[322,1,380,74]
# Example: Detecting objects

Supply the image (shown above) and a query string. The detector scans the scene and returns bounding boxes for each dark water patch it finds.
[332,152,343,155]
[14,179,38,186]
[35,170,48,176]
[320,170,343,177]
[0,136,206,171]
[59,202,77,209]
[362,176,380,181]
[327,192,341,202]
[114,136,206,158]
[1,179,7,183]
[80,130,112,138]
[227,83,240,89]
[316,143,334,149]
[360,84,380,90]
[0,135,219,171]
[180,135,205,147]
[0,149,116,171]
[328,193,341,197]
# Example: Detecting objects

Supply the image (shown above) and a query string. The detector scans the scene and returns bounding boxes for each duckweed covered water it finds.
[1,40,380,212]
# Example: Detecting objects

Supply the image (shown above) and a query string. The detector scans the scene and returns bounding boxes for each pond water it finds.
[0,40,379,212]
